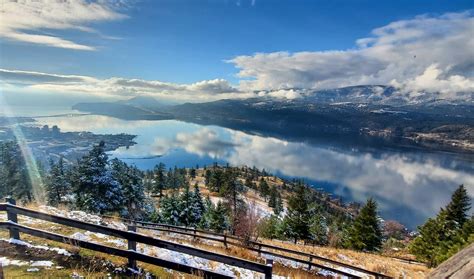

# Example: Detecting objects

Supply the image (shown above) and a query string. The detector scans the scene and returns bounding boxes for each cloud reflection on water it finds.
[34,115,473,228]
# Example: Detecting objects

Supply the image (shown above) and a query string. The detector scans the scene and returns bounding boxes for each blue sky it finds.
[1,0,473,104]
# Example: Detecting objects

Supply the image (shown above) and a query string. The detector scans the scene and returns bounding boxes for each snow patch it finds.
[31,260,54,267]
[1,238,72,256]
[0,257,29,266]
[70,232,91,241]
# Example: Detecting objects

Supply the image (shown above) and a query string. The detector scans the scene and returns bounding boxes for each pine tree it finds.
[284,183,311,243]
[153,163,166,197]
[309,213,328,245]
[189,183,206,227]
[0,141,32,202]
[110,159,146,219]
[209,201,228,233]
[409,209,454,266]
[160,194,181,225]
[346,198,382,251]
[259,178,270,201]
[409,186,473,267]
[445,185,471,228]
[72,141,123,213]
[45,157,70,206]
[274,193,284,215]
[179,182,193,226]
[268,186,278,208]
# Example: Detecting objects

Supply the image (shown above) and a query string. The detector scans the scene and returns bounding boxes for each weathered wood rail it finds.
[128,219,393,279]
[0,200,272,279]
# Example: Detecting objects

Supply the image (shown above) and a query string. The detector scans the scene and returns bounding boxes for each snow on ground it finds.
[0,257,55,270]
[1,238,72,256]
[0,257,29,266]
[138,243,272,278]
[6,206,298,278]
[70,232,91,242]
[30,260,54,267]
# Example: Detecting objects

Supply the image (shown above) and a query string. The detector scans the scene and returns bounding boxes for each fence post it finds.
[193,227,197,240]
[5,197,19,240]
[223,233,227,248]
[127,224,137,270]
[308,255,313,270]
[265,259,273,279]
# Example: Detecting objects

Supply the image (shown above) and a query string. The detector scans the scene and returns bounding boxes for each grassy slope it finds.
[0,168,430,278]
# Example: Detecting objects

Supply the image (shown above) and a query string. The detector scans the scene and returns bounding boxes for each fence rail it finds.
[130,220,393,279]
[0,199,394,279]
[0,200,272,279]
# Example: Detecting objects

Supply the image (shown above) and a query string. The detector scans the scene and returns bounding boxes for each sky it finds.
[1,0,473,105]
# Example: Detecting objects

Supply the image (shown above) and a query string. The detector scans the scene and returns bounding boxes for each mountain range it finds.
[72,85,474,153]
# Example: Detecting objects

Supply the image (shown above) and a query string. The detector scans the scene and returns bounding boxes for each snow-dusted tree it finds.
[110,158,147,219]
[178,182,193,226]
[72,141,123,214]
[309,213,328,245]
[199,195,214,229]
[189,183,206,226]
[45,157,70,206]
[160,194,181,225]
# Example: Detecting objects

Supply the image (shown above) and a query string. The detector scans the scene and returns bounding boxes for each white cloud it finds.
[0,68,243,102]
[229,11,474,100]
[0,0,127,50]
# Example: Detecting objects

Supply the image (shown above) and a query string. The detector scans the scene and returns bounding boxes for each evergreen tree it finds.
[45,157,70,206]
[160,194,181,225]
[153,163,166,197]
[0,141,32,202]
[274,193,284,215]
[268,185,278,208]
[259,178,270,201]
[409,186,472,267]
[409,209,455,266]
[446,185,471,228]
[110,159,146,219]
[284,183,311,243]
[199,195,214,229]
[346,198,382,251]
[178,182,193,226]
[220,168,244,233]
[209,201,228,233]
[72,141,123,213]
[189,183,206,227]
[309,213,328,245]
[259,215,283,240]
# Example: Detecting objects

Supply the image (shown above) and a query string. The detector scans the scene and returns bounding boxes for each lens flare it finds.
[1,95,45,203]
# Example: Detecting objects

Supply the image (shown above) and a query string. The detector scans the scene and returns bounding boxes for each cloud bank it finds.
[0,69,246,102]
[230,11,474,100]
[0,0,126,50]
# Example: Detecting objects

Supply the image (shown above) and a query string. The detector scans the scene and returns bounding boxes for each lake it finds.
[29,113,474,229]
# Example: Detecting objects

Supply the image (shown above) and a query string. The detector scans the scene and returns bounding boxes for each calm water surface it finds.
[31,114,474,229]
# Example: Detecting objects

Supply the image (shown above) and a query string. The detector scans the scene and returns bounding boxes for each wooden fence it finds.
[129,220,393,279]
[0,199,272,279]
